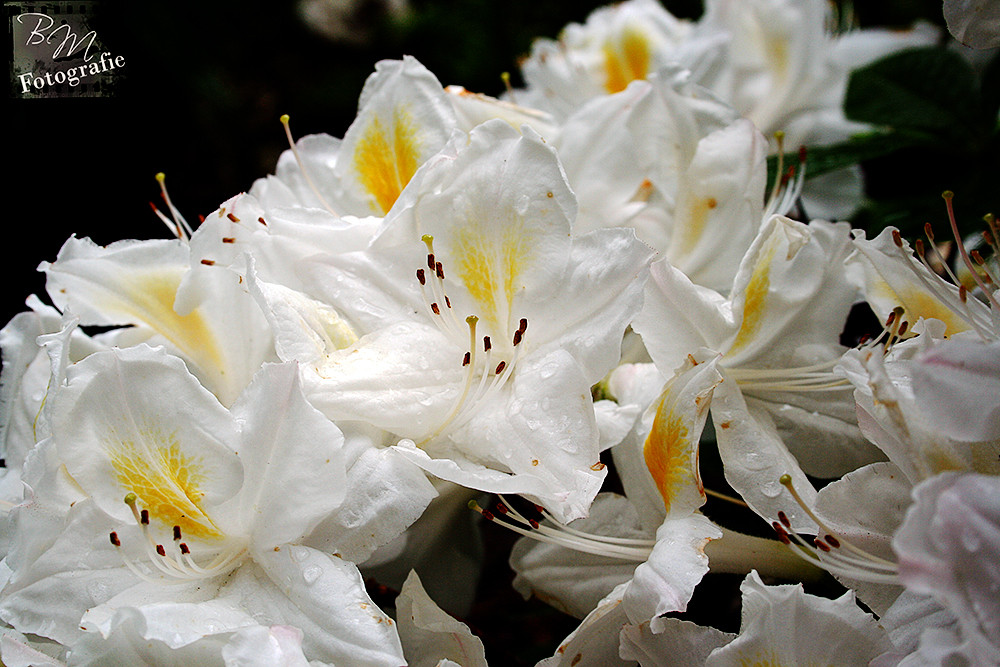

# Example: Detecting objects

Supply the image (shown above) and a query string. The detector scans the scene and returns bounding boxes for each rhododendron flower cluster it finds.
[2,1,998,665]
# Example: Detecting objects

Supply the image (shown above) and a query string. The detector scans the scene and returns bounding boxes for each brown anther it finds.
[772,522,791,545]
[495,361,507,374]
[173,525,182,541]
[528,518,540,529]
[512,329,523,347]
[416,269,426,285]
[227,213,240,223]
[222,237,236,244]
[140,509,150,525]
[971,249,985,265]
[825,534,841,548]
[200,259,216,266]
[198,214,206,223]
[798,145,808,162]
[892,229,903,248]
[959,285,968,303]
[482,509,495,521]
[180,543,190,555]
[463,352,471,366]
[427,253,435,270]
[898,320,909,336]
[483,336,492,352]
[590,462,606,471]
[435,261,444,280]
[156,544,167,556]
[431,303,441,315]
[495,503,508,515]
[915,239,925,257]
[518,318,528,334]
[813,538,831,553]
[924,222,935,241]
[445,296,451,309]
[109,531,121,547]
[777,510,791,528]
[258,216,267,226]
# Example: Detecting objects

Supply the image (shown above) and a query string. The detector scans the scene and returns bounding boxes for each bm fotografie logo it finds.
[9,1,125,98]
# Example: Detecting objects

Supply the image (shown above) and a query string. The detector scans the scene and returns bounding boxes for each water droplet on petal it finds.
[291,546,311,562]
[87,580,111,603]
[302,566,322,584]
[760,481,782,498]
[515,195,531,216]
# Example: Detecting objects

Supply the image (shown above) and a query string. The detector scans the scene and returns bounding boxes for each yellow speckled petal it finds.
[337,57,457,216]
[642,352,722,519]
[53,346,242,533]
[603,24,653,94]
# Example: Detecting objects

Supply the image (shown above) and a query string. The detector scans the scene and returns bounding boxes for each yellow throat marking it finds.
[109,430,222,540]
[452,218,533,336]
[603,25,653,94]
[127,271,225,383]
[729,238,780,354]
[354,107,422,215]
[643,395,696,514]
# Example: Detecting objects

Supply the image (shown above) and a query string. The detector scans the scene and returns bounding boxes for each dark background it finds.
[2,1,966,663]
[4,0,950,324]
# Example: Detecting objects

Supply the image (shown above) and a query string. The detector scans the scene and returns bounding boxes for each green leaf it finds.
[845,46,984,145]
[766,130,920,185]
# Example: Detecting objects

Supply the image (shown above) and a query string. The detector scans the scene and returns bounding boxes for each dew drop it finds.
[515,195,531,216]
[760,481,782,498]
[960,530,981,553]
[302,566,322,585]
[291,546,311,563]
[87,580,111,603]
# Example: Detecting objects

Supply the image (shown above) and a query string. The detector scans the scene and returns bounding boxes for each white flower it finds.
[0,346,432,665]
[884,472,1000,665]
[39,235,274,407]
[394,570,488,667]
[255,120,653,522]
[944,0,1000,48]
[632,214,874,531]
[551,71,767,293]
[506,352,813,640]
[619,570,892,666]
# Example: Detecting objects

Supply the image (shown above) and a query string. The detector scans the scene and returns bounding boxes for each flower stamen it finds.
[149,172,194,241]
[280,114,340,218]
[110,492,246,585]
[770,474,898,584]
[469,497,654,561]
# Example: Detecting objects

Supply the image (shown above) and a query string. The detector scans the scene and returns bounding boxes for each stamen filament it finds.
[280,114,340,218]
[944,192,1000,313]
[154,172,194,240]
[770,474,900,584]
[470,500,652,561]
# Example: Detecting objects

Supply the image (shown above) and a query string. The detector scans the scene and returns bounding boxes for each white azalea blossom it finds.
[944,0,1000,48]
[257,120,652,522]
[884,472,1000,665]
[620,570,893,666]
[0,346,431,665]
[509,351,812,647]
[395,570,488,667]
[632,214,877,531]
[807,334,1000,615]
[551,70,767,292]
[0,8,993,665]
[39,235,274,407]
